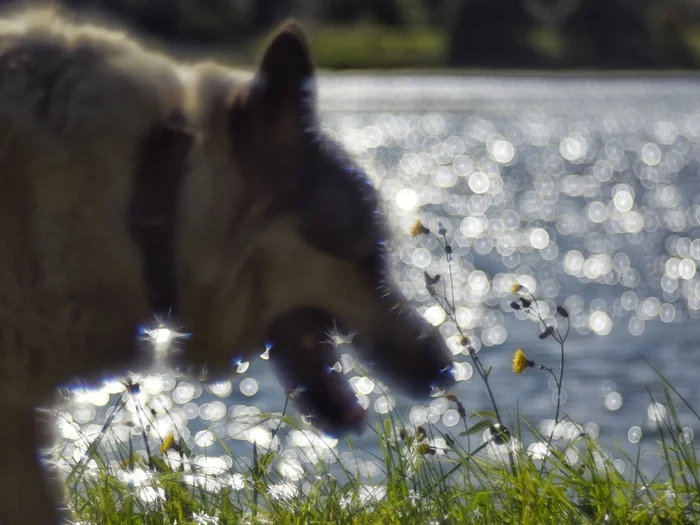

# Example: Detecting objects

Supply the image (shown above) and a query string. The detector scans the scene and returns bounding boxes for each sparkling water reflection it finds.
[53,76,700,495]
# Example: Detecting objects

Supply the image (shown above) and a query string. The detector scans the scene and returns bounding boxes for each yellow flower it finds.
[417,443,436,455]
[512,348,530,375]
[160,432,175,455]
[410,219,430,237]
[121,454,143,469]
[511,282,523,294]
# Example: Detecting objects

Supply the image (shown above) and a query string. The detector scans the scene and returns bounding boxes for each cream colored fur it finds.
[0,8,188,524]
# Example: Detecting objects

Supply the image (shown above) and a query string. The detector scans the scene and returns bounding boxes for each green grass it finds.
[59,380,700,525]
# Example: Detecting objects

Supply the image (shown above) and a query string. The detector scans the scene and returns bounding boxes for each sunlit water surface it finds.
[52,75,700,502]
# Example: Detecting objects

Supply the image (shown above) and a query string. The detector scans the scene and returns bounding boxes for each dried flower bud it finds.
[410,219,430,237]
[438,222,447,236]
[491,423,511,445]
[510,301,521,310]
[424,271,441,286]
[446,393,466,418]
[520,297,531,308]
[556,305,569,318]
[538,326,554,339]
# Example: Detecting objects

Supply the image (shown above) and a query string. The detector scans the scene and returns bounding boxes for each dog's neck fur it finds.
[177,66,264,341]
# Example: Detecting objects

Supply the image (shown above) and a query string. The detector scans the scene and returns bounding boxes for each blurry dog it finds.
[0,7,454,524]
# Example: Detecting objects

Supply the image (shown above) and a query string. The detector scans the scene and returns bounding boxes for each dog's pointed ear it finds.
[258,19,315,120]
[260,19,313,82]
[228,19,316,184]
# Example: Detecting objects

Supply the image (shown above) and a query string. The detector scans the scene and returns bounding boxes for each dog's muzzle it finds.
[266,306,455,437]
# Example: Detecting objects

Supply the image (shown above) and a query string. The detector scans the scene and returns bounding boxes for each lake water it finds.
[53,74,700,489]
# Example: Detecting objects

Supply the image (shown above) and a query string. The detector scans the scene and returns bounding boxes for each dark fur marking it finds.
[127,112,192,315]
[0,44,72,123]
[293,139,391,286]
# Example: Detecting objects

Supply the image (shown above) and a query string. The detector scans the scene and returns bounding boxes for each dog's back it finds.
[0,9,186,405]
[0,10,191,524]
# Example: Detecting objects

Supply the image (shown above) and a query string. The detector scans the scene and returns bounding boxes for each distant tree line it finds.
[445,0,699,68]
[2,0,699,68]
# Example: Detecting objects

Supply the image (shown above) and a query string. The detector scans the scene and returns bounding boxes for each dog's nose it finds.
[380,332,456,397]
[417,332,457,390]
[351,323,455,401]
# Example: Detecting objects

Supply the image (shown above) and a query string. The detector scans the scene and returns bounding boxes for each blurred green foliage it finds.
[13,0,700,69]
[294,25,445,70]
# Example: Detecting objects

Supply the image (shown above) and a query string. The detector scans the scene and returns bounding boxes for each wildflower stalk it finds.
[428,228,504,430]
[525,291,569,431]
[511,288,570,470]
[415,219,516,473]
[413,217,575,477]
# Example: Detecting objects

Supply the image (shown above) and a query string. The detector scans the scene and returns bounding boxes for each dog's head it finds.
[176,21,455,435]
